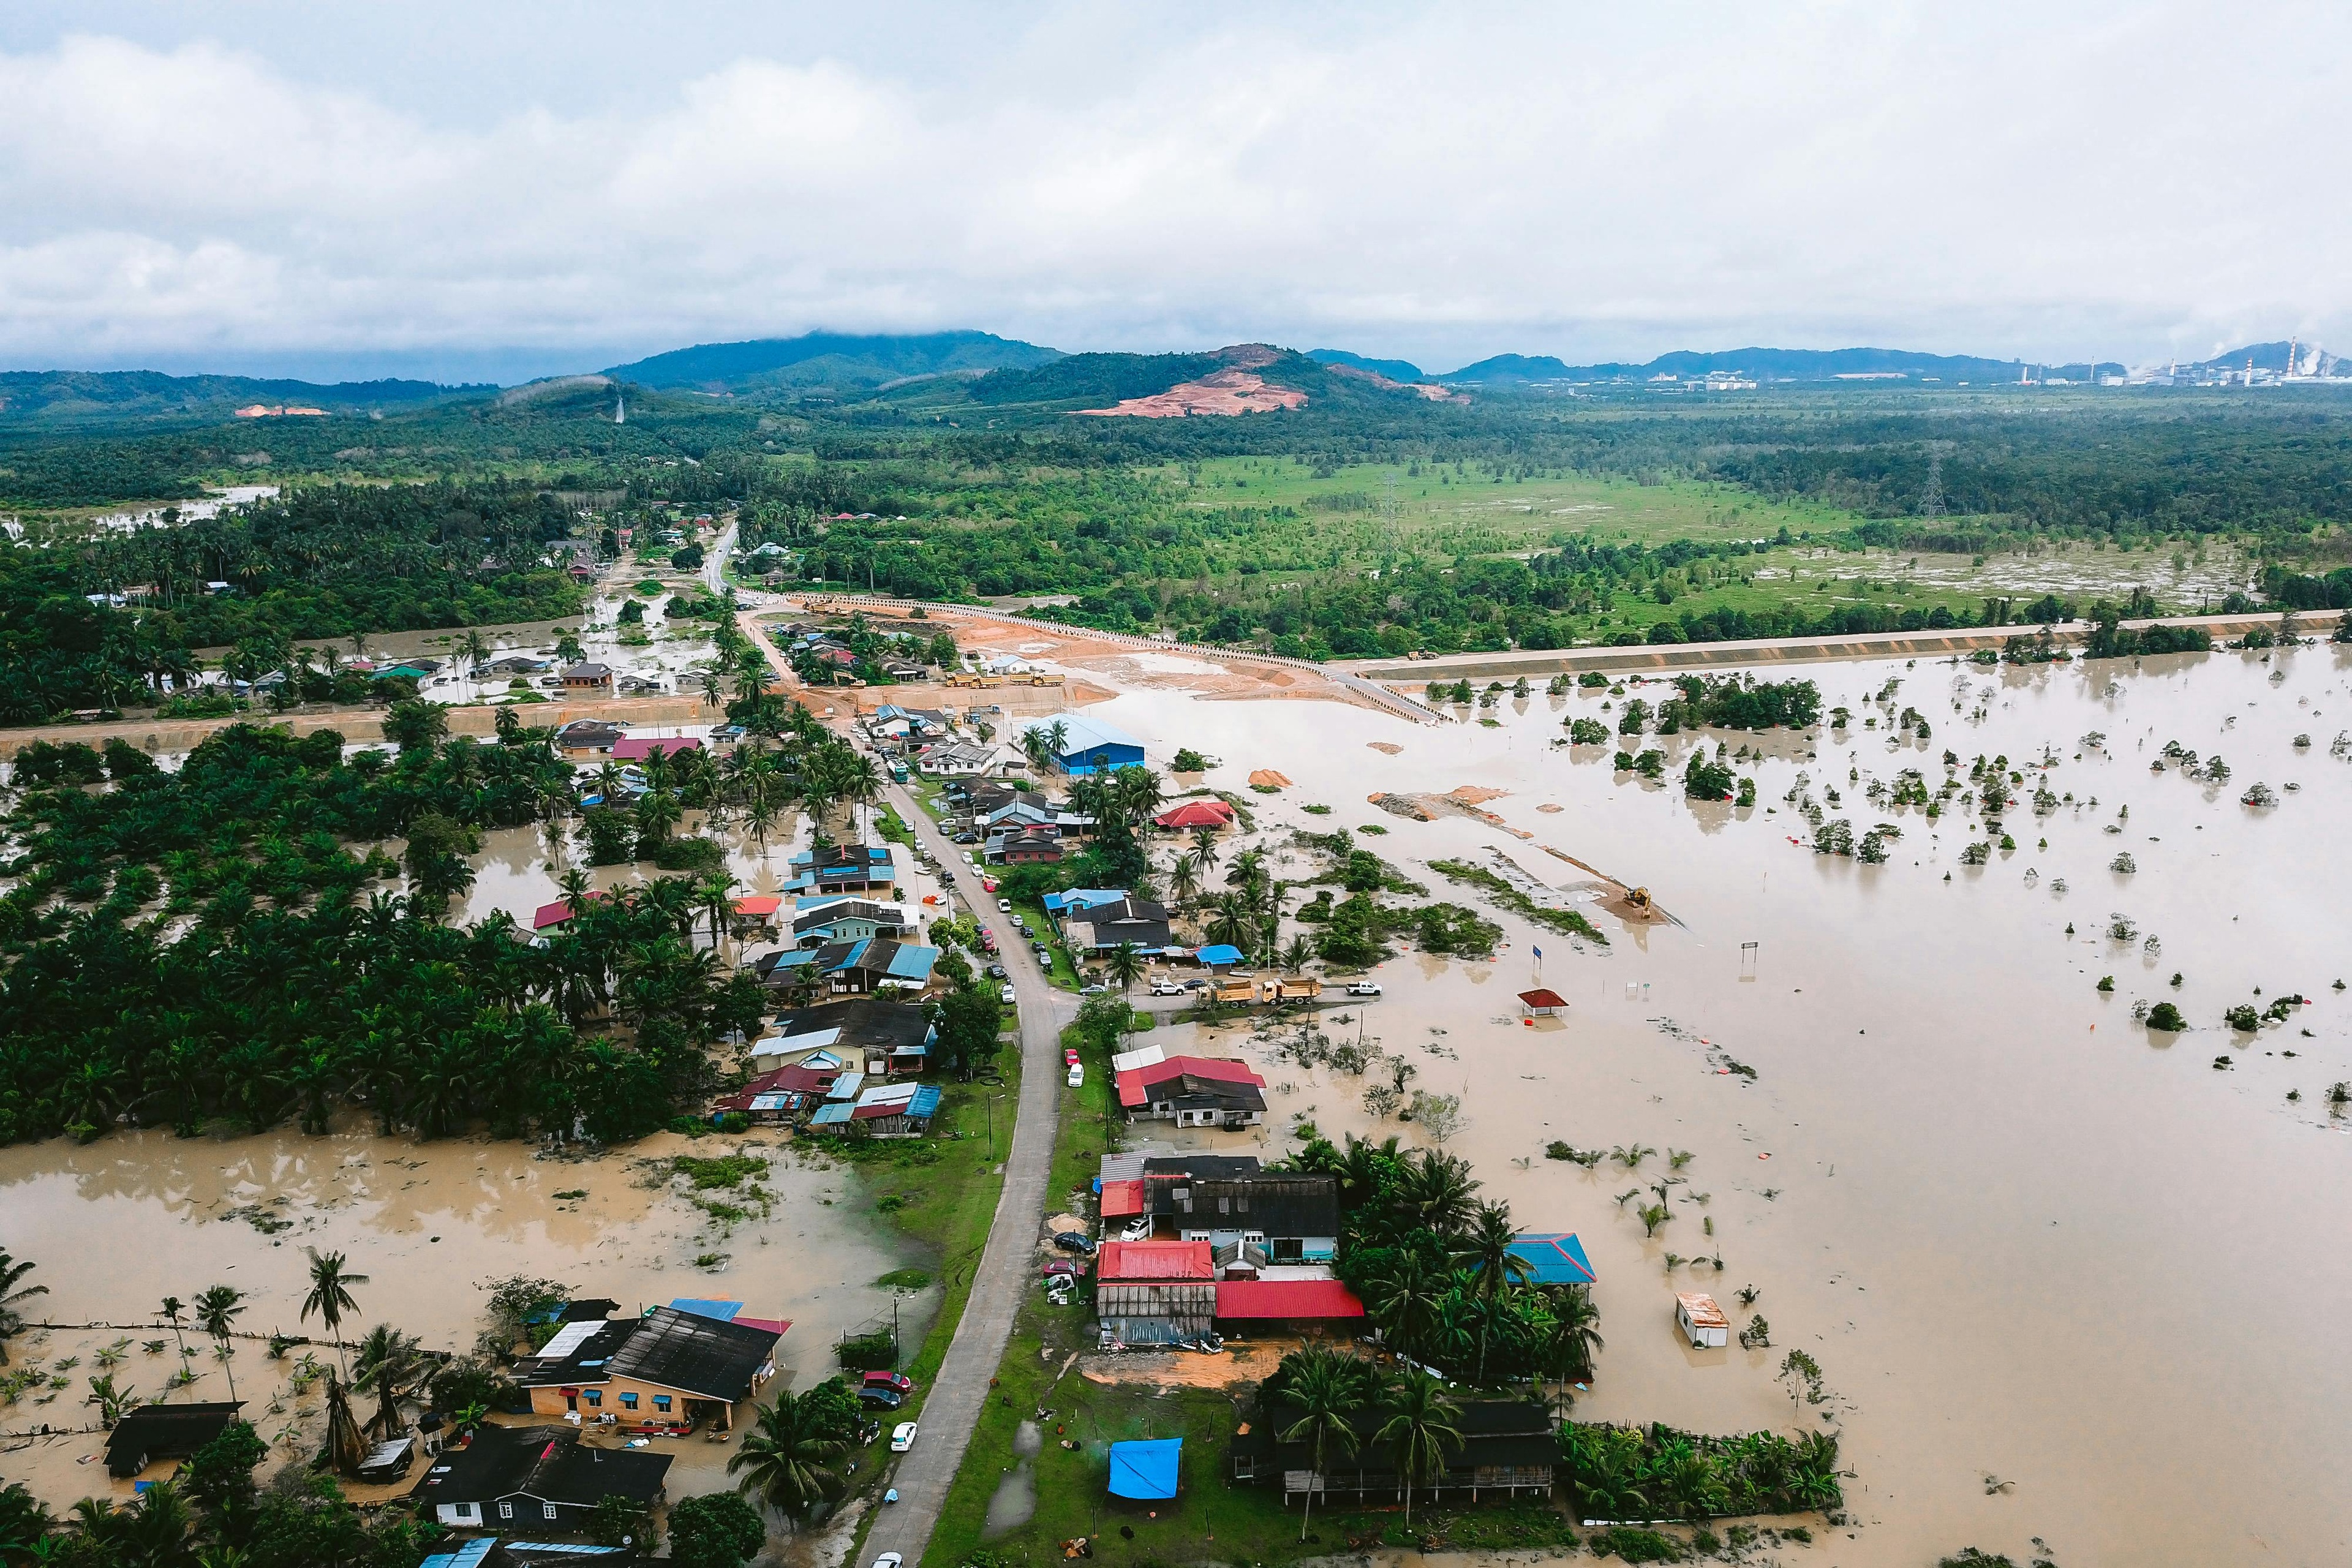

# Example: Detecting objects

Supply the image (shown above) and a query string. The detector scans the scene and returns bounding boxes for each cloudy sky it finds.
[2,2,2346,382]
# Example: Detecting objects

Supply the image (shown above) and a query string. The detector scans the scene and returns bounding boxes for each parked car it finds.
[981,878,998,893]
[858,1386,904,1409]
[891,1422,919,1453]
[997,898,1012,912]
[1063,1046,1080,1066]
[1000,984,1017,1005]
[953,832,978,845]
[1346,981,1384,997]
[1148,979,1185,996]
[1034,944,1054,962]
[1066,1061,1084,1087]
[873,1554,903,1568]
[986,963,1006,978]
[1119,1215,1153,1241]
[1041,1258,1085,1280]
[863,1370,915,1396]
[1053,1231,1096,1255]
[1079,982,1109,996]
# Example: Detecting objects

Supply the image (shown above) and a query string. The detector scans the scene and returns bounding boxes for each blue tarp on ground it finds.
[1107,1437,1182,1499]
[1194,944,1243,968]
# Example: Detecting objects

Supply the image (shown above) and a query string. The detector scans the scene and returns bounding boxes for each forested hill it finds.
[968,343,1449,411]
[605,330,1061,394]
[0,370,480,428]
[1439,346,2046,384]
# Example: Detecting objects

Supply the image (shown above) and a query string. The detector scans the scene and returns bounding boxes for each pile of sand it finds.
[1366,741,1404,755]
[1447,785,1509,804]
[1248,769,1292,788]
[1368,792,1436,821]
[1537,802,1564,814]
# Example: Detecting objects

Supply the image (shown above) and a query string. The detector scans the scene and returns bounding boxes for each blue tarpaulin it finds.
[1194,944,1243,968]
[1107,1437,1182,1499]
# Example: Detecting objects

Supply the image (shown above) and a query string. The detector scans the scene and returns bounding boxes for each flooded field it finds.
[1074,643,2352,1566]
[0,1123,923,1510]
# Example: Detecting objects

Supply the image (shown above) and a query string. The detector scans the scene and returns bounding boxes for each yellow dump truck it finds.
[1261,976,1323,1003]
[1207,976,1257,1005]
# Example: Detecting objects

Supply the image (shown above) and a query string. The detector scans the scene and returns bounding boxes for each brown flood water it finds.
[1072,646,2352,1566]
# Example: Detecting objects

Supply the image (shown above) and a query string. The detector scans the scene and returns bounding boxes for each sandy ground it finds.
[1079,370,1309,418]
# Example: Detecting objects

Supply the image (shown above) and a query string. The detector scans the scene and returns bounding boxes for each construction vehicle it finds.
[1022,671,1065,687]
[946,671,1005,689]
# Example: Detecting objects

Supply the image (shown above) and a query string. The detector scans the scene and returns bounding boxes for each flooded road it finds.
[1079,644,2352,1566]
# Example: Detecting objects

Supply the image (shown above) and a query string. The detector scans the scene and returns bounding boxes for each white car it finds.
[1148,980,1185,997]
[873,1556,902,1568]
[891,1422,918,1453]
[1120,1215,1153,1241]
[1066,1061,1085,1088]
[1000,984,1017,1005]
[1346,981,1384,997]
[998,898,1012,912]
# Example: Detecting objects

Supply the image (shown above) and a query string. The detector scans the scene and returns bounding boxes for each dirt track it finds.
[0,694,712,760]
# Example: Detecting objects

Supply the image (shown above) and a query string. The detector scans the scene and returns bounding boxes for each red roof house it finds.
[1099,1178,1146,1219]
[1518,988,1568,1016]
[533,891,611,930]
[1099,1240,1216,1281]
[610,736,703,762]
[1114,1055,1266,1110]
[1213,1278,1365,1321]
[1153,800,1237,830]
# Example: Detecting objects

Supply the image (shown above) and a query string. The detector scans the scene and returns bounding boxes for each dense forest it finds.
[5,375,2352,717]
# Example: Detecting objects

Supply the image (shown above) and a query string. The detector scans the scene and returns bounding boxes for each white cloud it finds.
[2,6,2350,375]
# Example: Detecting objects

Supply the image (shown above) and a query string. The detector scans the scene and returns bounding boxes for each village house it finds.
[1152,799,1238,832]
[985,831,1064,865]
[758,937,938,997]
[916,740,1012,778]
[1115,1054,1268,1128]
[554,720,627,757]
[1137,1155,1339,1263]
[788,896,910,947]
[608,735,700,763]
[756,997,935,1076]
[105,1402,243,1479]
[410,1425,670,1532]
[784,844,895,895]
[805,1079,943,1138]
[559,663,614,693]
[1061,895,1172,954]
[1095,1240,1219,1347]
[513,1305,780,1431]
[1230,1396,1555,1504]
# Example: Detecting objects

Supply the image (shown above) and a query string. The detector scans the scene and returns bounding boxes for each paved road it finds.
[854,774,1074,1568]
[703,518,737,596]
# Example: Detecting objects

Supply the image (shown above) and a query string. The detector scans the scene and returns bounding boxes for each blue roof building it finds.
[1025,714,1145,776]
[1043,888,1130,915]
[1507,1232,1596,1286]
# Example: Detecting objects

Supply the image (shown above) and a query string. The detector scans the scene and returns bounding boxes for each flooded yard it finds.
[1070,643,2352,1566]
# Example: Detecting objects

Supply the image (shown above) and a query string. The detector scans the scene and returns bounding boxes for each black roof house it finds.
[605,1307,777,1401]
[1140,1158,1340,1237]
[410,1424,671,1525]
[1232,1396,1555,1500]
[105,1401,244,1478]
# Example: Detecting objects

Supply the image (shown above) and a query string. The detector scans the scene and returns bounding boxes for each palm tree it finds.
[1457,1201,1534,1376]
[157,1295,189,1368]
[1375,1370,1462,1528]
[300,1250,368,1373]
[1366,1249,1446,1360]
[0,1253,43,1366]
[1277,1349,1363,1540]
[1166,850,1202,913]
[1552,1284,1604,1384]
[193,1286,245,1401]
[1400,1150,1480,1239]
[1104,943,1146,992]
[352,1324,422,1438]
[728,1388,851,1529]
[700,668,725,710]
[1207,892,1253,951]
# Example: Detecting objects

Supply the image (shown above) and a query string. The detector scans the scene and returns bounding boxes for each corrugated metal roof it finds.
[1099,1240,1215,1280]
[809,1103,853,1125]
[1214,1278,1365,1319]
[1508,1231,1596,1286]
[1100,1178,1145,1218]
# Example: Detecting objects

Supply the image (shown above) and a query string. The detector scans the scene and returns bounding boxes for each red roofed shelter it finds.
[1153,799,1237,831]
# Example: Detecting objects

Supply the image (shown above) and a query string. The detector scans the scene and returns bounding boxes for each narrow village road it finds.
[728,603,1074,1566]
[858,774,1072,1568]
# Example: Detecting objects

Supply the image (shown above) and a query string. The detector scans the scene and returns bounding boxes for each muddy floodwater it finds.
[0,1121,926,1510]
[1084,645,2352,1566]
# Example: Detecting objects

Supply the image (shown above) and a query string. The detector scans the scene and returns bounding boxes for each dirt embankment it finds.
[0,695,710,760]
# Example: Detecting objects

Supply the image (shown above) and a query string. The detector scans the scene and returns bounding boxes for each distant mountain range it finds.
[1436,345,2097,384]
[6,333,2346,431]
[0,369,480,425]
[604,330,1060,394]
